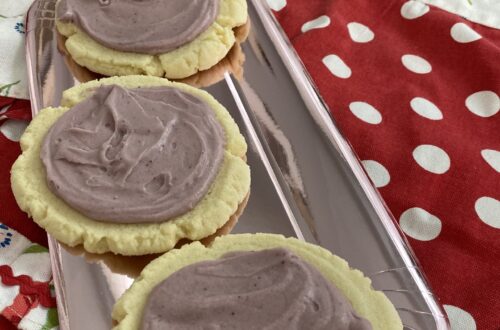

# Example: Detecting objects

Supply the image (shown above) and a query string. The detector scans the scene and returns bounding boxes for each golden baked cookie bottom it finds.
[56,20,250,88]
[61,193,249,279]
[56,0,248,79]
[112,233,403,330]
[11,76,251,256]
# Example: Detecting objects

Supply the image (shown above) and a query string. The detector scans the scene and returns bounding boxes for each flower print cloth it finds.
[0,0,36,100]
[0,223,57,330]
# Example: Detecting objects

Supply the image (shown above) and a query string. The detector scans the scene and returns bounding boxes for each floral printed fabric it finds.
[1,94,53,330]
[0,0,36,100]
[0,223,58,330]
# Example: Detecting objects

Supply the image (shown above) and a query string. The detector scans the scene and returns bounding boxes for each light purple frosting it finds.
[141,248,373,330]
[41,85,225,223]
[57,0,220,54]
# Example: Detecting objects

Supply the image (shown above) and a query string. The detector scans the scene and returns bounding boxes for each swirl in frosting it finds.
[40,85,225,223]
[56,0,220,54]
[141,248,372,329]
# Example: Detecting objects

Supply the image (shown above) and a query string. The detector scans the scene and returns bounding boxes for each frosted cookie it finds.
[55,0,248,80]
[11,76,250,256]
[112,233,403,330]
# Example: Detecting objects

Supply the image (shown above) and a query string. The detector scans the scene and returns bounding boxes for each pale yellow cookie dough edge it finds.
[112,233,403,330]
[10,76,250,256]
[56,0,248,79]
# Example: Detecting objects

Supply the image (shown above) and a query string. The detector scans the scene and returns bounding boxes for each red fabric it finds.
[275,0,499,329]
[0,97,31,121]
[2,294,38,327]
[0,315,16,330]
[0,265,56,308]
[0,99,47,247]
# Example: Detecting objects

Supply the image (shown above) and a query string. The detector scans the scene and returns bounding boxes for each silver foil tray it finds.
[25,0,449,329]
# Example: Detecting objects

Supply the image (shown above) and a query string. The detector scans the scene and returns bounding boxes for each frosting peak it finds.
[41,85,225,223]
[141,248,373,329]
[57,0,220,54]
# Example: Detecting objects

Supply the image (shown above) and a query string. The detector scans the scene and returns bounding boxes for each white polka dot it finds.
[301,15,331,33]
[444,305,477,330]
[0,119,28,142]
[322,54,352,79]
[451,23,482,43]
[347,22,374,43]
[349,102,382,124]
[413,145,450,174]
[475,197,500,229]
[402,54,432,74]
[465,91,499,118]
[481,149,500,172]
[362,160,390,188]
[266,0,286,11]
[410,97,443,120]
[399,207,442,241]
[401,1,430,20]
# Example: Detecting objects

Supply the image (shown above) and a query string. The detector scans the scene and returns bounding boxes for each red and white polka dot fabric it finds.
[273,0,499,328]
